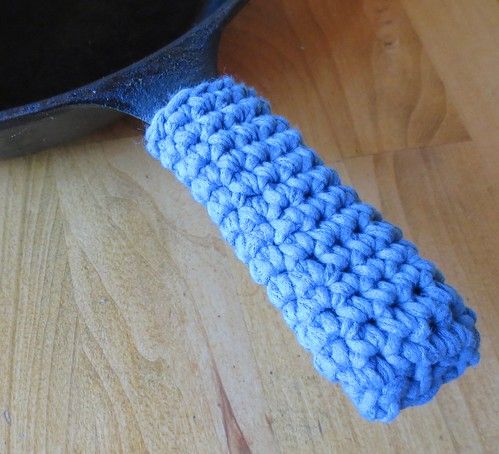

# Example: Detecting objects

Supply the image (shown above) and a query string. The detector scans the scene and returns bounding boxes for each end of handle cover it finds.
[145,76,479,422]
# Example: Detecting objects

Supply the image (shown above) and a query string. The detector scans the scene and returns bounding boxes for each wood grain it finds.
[1,0,498,452]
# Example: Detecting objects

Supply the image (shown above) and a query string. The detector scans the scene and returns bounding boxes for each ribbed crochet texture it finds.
[145,76,480,422]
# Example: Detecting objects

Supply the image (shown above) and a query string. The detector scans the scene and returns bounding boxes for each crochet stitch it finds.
[145,76,480,422]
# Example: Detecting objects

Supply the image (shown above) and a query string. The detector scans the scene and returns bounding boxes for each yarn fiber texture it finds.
[145,76,480,422]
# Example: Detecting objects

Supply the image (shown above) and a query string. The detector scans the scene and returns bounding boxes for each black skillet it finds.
[0,0,479,423]
[0,0,246,158]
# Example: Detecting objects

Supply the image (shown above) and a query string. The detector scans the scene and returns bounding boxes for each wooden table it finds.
[1,0,498,452]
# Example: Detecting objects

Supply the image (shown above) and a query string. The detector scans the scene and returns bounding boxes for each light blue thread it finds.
[145,76,480,422]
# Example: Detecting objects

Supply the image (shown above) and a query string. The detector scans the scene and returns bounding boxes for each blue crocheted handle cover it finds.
[145,77,479,422]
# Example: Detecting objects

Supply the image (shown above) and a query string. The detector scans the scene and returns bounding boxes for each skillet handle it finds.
[144,76,480,422]
[78,29,221,124]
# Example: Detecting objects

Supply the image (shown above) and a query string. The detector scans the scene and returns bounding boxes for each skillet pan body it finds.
[0,0,245,157]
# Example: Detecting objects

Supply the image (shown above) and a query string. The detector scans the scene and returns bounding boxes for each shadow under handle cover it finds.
[145,76,479,422]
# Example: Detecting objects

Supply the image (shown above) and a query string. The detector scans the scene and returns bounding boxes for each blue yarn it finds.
[145,76,480,422]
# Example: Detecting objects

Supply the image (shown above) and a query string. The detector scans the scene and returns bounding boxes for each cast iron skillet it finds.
[0,0,481,423]
[0,0,246,158]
